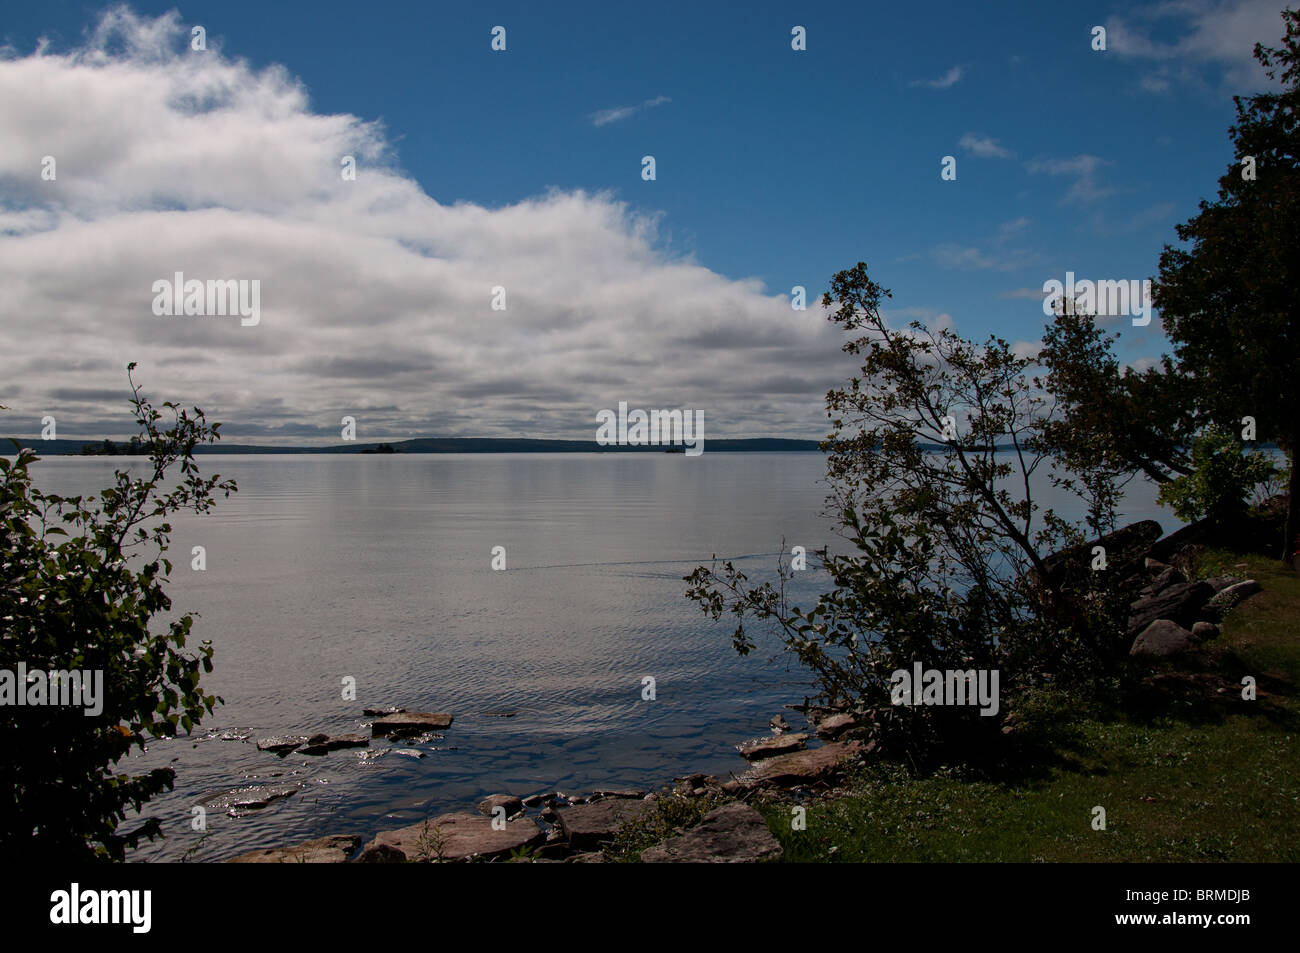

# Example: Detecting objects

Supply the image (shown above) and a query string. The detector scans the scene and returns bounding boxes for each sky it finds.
[0,0,1291,443]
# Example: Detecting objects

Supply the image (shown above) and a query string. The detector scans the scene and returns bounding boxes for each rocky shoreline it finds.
[217,516,1265,864]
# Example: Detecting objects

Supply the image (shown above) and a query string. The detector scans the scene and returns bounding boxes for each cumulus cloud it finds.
[1105,0,1285,90]
[0,9,848,442]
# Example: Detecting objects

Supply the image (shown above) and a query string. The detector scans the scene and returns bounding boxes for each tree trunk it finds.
[1285,436,1300,567]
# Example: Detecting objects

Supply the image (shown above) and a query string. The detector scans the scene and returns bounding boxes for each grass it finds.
[757,549,1300,862]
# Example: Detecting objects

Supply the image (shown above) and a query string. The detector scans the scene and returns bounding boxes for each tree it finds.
[1157,423,1277,524]
[685,264,1128,765]
[1153,9,1300,563]
[0,365,236,860]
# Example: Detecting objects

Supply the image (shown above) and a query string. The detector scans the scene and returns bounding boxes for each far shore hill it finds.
[4,436,831,455]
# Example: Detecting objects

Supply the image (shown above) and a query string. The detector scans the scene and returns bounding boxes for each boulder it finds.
[734,741,863,790]
[556,798,655,851]
[1203,579,1262,620]
[1130,619,1198,657]
[256,736,307,754]
[1140,566,1187,596]
[738,733,809,761]
[1203,575,1244,593]
[522,792,554,808]
[640,803,782,863]
[815,713,857,740]
[1040,520,1163,586]
[769,714,791,734]
[370,712,454,736]
[1191,621,1220,642]
[227,834,360,864]
[1127,581,1215,635]
[357,813,544,862]
[478,794,525,817]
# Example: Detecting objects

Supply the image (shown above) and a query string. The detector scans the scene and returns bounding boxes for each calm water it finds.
[25,452,1174,861]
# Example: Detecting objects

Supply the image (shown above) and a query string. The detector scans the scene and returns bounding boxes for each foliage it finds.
[1156,424,1278,523]
[0,365,236,860]
[685,264,1128,767]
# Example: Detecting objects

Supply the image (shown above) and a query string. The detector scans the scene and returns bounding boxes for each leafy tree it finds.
[0,365,236,860]
[1156,423,1277,524]
[685,264,1127,765]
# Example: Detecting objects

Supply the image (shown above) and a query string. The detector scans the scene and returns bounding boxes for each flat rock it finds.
[198,782,302,814]
[1203,575,1243,593]
[226,834,360,864]
[815,713,857,740]
[298,732,370,755]
[256,736,307,754]
[738,733,809,761]
[390,748,425,759]
[358,813,544,862]
[522,792,555,808]
[1204,579,1262,619]
[1128,581,1215,635]
[556,798,655,851]
[640,803,782,863]
[734,741,862,790]
[371,712,454,735]
[362,706,406,716]
[1130,619,1198,657]
[590,789,646,800]
[478,794,525,817]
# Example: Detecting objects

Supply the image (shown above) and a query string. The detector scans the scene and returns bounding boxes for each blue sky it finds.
[0,1,1290,440]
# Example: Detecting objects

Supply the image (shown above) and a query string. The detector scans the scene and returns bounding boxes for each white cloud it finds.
[958,133,1013,159]
[590,95,671,126]
[1025,154,1115,204]
[0,10,846,442]
[910,65,963,89]
[1105,0,1285,90]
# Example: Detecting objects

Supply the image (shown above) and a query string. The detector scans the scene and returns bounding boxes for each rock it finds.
[1192,621,1220,642]
[227,834,360,864]
[522,792,554,808]
[556,798,655,851]
[299,732,370,755]
[1040,520,1163,586]
[362,706,405,716]
[371,712,454,736]
[815,713,856,740]
[1143,518,1211,566]
[590,789,645,800]
[1130,619,1198,657]
[565,852,608,863]
[358,813,544,862]
[307,733,329,745]
[355,843,405,863]
[390,748,425,759]
[720,780,744,795]
[1144,557,1172,572]
[640,803,782,863]
[1203,579,1262,620]
[738,733,809,761]
[1203,575,1244,593]
[1140,566,1187,596]
[198,782,302,814]
[478,794,525,817]
[734,741,862,790]
[769,714,791,734]
[1127,581,1215,635]
[256,736,307,754]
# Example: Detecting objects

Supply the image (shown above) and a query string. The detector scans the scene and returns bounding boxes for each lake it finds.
[24,452,1175,861]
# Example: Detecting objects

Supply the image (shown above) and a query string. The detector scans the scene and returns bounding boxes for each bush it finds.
[0,365,236,860]
[1157,423,1277,524]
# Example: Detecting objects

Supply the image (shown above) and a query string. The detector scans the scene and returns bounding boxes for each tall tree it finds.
[1153,9,1300,563]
